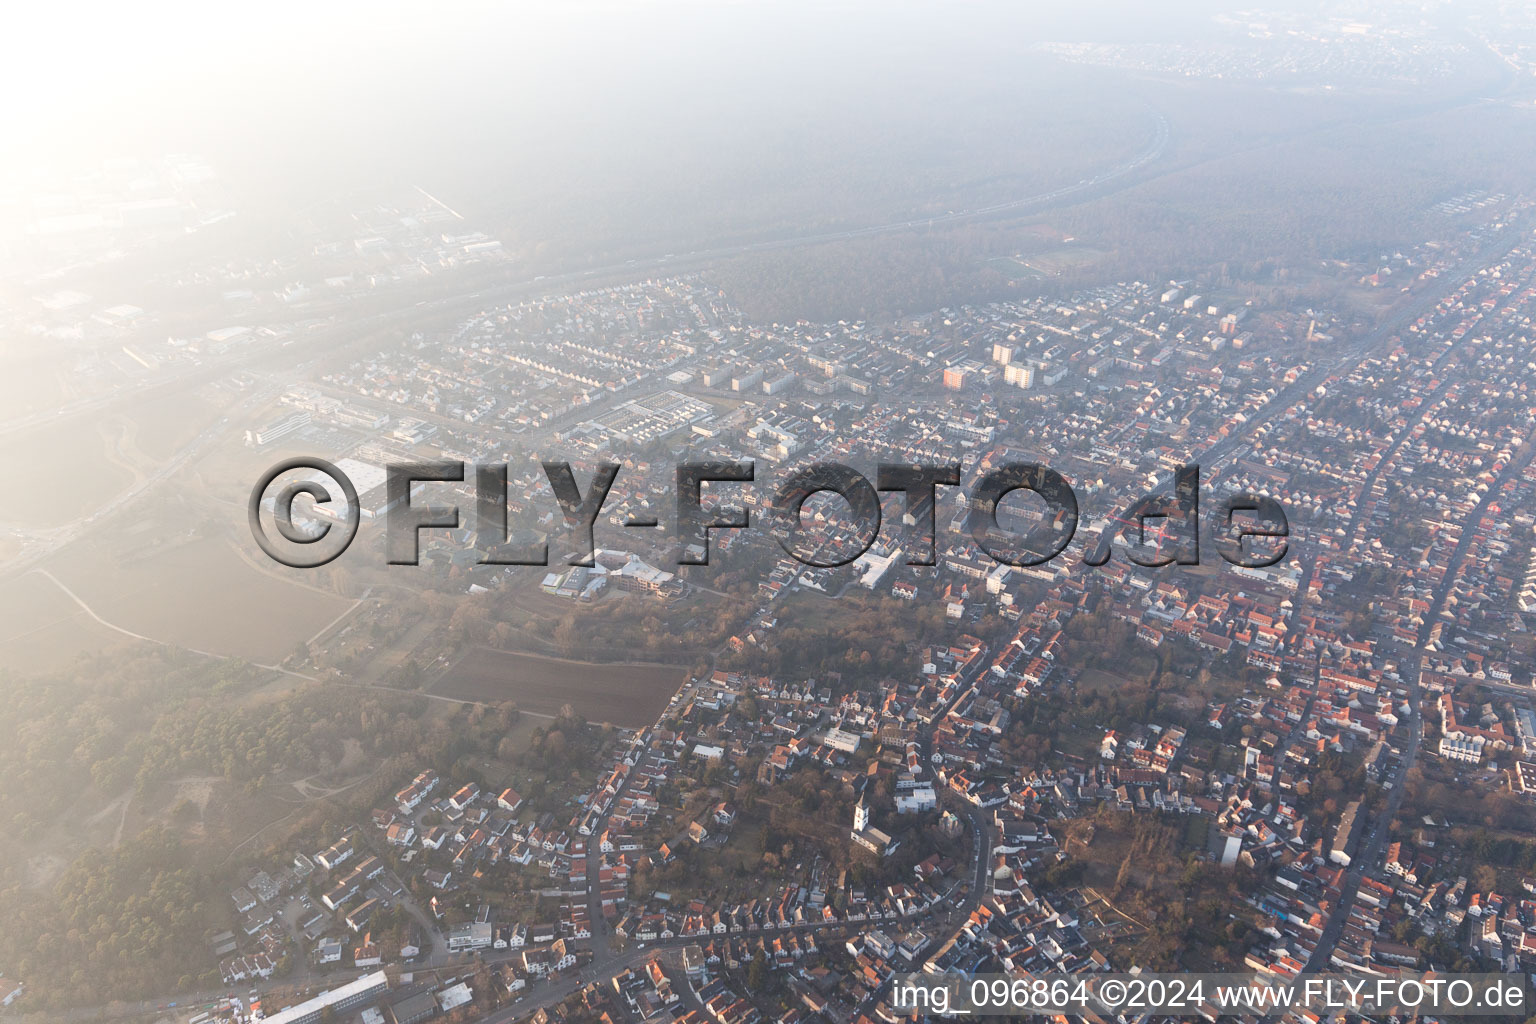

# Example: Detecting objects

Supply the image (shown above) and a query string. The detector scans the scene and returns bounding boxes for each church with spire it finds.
[850,792,898,858]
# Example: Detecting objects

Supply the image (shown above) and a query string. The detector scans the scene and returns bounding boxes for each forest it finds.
[0,828,214,1005]
[0,647,445,844]
[703,88,1536,325]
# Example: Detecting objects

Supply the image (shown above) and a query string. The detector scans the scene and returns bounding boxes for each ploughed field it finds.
[433,645,685,729]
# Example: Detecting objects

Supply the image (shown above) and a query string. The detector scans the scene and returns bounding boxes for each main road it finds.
[1303,426,1536,971]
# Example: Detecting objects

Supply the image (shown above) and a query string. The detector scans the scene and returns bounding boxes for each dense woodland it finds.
[0,650,439,840]
[0,828,214,1005]
[1,650,263,836]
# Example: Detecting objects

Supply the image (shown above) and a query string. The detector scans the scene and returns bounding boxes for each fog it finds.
[1,1,1237,232]
[4,0,1536,1016]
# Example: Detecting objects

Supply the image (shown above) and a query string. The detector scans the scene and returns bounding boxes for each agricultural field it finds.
[40,529,354,664]
[433,645,685,728]
[988,244,1107,278]
[0,570,138,672]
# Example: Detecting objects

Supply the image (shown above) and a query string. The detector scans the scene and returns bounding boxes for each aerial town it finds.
[7,3,1536,1022]
[8,184,1528,1024]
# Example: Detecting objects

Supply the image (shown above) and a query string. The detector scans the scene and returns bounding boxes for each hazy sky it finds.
[0,0,1231,172]
[4,0,1487,268]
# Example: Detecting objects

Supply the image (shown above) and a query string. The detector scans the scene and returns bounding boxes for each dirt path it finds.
[113,792,132,848]
[33,567,174,649]
[1082,886,1152,933]
[29,568,499,716]
[81,792,135,850]
[303,588,372,646]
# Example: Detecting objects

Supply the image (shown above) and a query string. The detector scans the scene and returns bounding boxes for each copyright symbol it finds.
[1098,980,1127,1009]
[248,457,360,568]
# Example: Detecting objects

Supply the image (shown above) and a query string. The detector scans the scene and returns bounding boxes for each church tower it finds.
[853,794,871,833]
